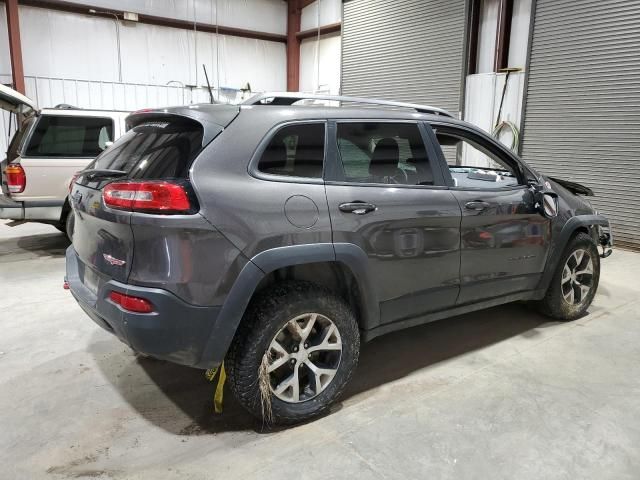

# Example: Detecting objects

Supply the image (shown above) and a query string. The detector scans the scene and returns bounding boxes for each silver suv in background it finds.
[0,85,129,238]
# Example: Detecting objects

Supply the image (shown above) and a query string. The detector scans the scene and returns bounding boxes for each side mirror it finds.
[103,141,114,149]
[537,190,559,218]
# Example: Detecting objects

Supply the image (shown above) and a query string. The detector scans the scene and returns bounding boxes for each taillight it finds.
[109,291,154,313]
[102,181,192,213]
[5,164,26,194]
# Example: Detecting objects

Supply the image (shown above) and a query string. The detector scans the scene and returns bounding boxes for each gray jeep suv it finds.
[66,93,613,424]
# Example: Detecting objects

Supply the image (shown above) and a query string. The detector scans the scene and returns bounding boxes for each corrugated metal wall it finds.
[341,0,467,114]
[521,0,640,248]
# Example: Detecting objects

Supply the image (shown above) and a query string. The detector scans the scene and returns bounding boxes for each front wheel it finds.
[226,281,360,425]
[537,232,600,321]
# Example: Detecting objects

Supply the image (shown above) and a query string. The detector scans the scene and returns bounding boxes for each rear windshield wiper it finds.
[81,168,127,180]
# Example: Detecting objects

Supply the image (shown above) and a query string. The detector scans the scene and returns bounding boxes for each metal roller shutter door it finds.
[521,0,640,249]
[341,0,466,114]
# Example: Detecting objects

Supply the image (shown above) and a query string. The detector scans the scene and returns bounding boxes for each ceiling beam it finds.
[17,0,287,43]
[296,21,341,40]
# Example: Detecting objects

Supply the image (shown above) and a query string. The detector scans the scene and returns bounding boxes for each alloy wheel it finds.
[561,249,594,305]
[266,313,342,403]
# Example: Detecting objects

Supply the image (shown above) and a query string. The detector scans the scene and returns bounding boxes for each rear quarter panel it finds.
[190,110,333,260]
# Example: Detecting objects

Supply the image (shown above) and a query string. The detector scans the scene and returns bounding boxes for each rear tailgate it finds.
[70,105,239,284]
[71,182,134,283]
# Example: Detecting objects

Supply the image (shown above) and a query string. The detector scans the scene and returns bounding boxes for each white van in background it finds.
[0,85,129,238]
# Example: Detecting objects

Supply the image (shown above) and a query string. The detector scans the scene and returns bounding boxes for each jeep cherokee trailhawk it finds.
[66,93,613,424]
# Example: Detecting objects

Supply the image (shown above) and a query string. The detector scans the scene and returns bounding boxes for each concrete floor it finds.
[1,220,639,480]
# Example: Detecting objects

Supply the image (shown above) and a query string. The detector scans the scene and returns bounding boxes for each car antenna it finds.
[203,64,215,104]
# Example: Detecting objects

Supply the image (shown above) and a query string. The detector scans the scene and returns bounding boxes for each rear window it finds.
[89,119,204,179]
[25,115,113,158]
[6,116,36,161]
[257,123,325,178]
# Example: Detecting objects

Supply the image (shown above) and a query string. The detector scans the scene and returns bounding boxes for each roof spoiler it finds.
[242,92,455,118]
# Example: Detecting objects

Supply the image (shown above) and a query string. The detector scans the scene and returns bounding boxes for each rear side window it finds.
[257,123,325,178]
[336,122,435,186]
[89,120,204,179]
[25,115,113,158]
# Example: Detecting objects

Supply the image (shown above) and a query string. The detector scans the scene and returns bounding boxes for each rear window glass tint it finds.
[258,123,325,178]
[90,120,203,179]
[25,116,113,158]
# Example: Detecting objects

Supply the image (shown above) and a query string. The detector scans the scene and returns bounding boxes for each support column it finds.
[6,0,26,94]
[286,0,301,91]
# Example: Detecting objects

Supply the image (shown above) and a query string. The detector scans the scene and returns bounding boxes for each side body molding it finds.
[197,242,380,368]
[535,214,610,297]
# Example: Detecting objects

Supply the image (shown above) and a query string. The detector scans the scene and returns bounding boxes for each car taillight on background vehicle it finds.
[5,164,26,194]
[102,180,192,213]
[109,291,154,313]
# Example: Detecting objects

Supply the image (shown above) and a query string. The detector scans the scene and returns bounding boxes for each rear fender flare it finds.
[197,242,379,368]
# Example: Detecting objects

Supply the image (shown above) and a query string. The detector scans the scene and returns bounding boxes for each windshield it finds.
[87,119,204,182]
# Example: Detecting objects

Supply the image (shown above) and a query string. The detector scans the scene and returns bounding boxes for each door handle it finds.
[465,201,491,211]
[339,202,377,215]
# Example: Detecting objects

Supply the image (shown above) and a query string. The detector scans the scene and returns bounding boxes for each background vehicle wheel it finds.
[64,211,75,241]
[537,232,600,321]
[54,211,75,241]
[226,281,360,425]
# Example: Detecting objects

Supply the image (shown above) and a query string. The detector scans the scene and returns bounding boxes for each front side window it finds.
[434,128,520,188]
[258,123,325,178]
[25,115,114,158]
[336,122,435,186]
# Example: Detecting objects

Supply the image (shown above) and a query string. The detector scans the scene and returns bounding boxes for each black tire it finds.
[54,211,74,241]
[64,211,75,241]
[226,281,360,425]
[537,232,600,321]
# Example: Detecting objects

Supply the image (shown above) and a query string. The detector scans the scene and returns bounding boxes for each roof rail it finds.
[241,92,455,118]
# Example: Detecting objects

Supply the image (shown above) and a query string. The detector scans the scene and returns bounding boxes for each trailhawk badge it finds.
[103,254,126,266]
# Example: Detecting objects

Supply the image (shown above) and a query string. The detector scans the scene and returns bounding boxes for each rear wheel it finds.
[537,232,600,321]
[226,281,360,425]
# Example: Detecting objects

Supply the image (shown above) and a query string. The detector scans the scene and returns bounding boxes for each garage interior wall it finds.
[341,0,466,114]
[299,0,341,94]
[464,0,532,160]
[0,0,287,153]
[521,0,640,249]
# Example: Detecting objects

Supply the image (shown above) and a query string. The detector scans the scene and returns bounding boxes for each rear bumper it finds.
[0,195,63,221]
[66,246,221,368]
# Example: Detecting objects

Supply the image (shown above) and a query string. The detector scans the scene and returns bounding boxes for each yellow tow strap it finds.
[204,362,226,414]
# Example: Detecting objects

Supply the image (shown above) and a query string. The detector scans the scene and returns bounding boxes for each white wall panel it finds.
[19,7,120,82]
[476,0,499,74]
[59,0,287,34]
[0,9,10,75]
[300,33,341,94]
[3,5,286,92]
[301,0,342,31]
[464,71,525,164]
[508,0,532,68]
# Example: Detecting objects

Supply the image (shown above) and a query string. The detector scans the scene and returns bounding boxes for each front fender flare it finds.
[535,214,610,297]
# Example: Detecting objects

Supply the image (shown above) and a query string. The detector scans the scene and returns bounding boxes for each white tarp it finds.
[51,0,286,34]
[1,6,286,91]
[300,33,341,94]
[300,0,341,31]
